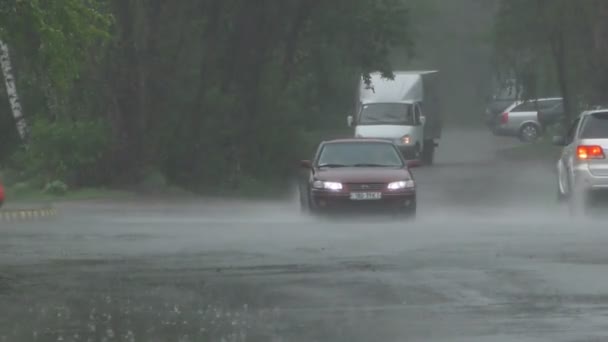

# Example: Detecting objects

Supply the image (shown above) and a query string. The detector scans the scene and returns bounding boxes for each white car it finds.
[554,109,608,213]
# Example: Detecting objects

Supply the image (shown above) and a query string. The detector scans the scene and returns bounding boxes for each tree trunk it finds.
[551,30,572,123]
[591,0,608,105]
[281,0,320,87]
[0,40,28,140]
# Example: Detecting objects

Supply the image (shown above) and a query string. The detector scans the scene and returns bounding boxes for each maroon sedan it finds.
[299,139,416,217]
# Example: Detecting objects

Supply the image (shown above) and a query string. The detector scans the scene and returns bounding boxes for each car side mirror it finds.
[552,135,567,146]
[420,116,426,126]
[407,160,421,168]
[300,160,312,168]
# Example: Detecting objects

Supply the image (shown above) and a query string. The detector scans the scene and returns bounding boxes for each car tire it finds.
[396,201,416,220]
[411,145,421,161]
[299,186,311,213]
[557,177,569,203]
[568,189,589,217]
[422,141,435,165]
[303,191,322,217]
[299,198,309,213]
[557,188,567,203]
[518,123,541,143]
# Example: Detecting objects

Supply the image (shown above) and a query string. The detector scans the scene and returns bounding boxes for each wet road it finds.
[2,128,608,342]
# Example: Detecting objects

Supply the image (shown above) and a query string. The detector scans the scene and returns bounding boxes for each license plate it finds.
[350,192,382,200]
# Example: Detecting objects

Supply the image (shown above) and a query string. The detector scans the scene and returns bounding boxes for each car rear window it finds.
[512,101,537,112]
[511,99,562,112]
[580,112,608,138]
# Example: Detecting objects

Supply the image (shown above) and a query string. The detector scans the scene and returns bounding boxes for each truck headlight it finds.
[387,180,415,190]
[401,135,411,145]
[313,181,343,191]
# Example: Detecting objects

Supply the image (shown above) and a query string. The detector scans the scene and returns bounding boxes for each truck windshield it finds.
[358,103,414,125]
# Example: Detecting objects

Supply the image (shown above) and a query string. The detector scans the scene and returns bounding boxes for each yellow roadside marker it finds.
[0,207,57,223]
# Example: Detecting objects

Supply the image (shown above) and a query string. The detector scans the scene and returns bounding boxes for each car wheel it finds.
[396,201,416,220]
[304,191,322,217]
[413,145,422,160]
[568,189,589,217]
[519,123,540,143]
[422,141,435,165]
[299,198,309,213]
[406,208,416,220]
[557,187,567,203]
[299,186,311,213]
[557,176,569,203]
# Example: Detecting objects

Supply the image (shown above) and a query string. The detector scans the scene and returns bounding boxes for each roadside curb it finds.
[0,207,57,223]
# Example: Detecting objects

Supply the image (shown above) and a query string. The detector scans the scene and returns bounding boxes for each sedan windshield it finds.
[317,142,404,167]
[580,112,608,138]
[358,103,414,125]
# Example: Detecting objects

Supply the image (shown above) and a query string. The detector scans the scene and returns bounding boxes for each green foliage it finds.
[12,117,109,185]
[137,168,168,193]
[396,0,499,125]
[494,0,606,116]
[43,180,68,196]
[1,0,413,195]
[0,0,112,92]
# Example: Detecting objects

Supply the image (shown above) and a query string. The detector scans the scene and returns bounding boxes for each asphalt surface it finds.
[2,128,608,342]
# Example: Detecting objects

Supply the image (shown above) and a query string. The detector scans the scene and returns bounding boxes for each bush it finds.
[12,117,109,185]
[43,180,68,196]
[10,181,36,194]
[137,168,168,193]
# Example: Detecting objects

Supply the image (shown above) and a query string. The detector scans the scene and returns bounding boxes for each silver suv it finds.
[554,110,608,213]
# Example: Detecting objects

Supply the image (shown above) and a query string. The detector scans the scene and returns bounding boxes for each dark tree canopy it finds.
[0,0,411,192]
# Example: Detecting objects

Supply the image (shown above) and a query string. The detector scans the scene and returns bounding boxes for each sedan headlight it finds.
[387,180,415,190]
[313,181,343,191]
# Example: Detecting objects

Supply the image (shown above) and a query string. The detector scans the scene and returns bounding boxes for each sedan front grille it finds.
[347,183,386,191]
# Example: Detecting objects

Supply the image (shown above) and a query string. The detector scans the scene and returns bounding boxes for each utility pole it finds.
[0,39,28,140]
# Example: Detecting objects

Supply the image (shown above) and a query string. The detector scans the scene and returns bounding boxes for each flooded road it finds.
[2,128,607,342]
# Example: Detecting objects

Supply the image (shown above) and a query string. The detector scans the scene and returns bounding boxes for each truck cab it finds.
[349,101,425,160]
[348,71,440,164]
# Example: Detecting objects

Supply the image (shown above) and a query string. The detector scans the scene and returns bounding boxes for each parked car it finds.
[299,139,416,217]
[484,97,515,129]
[491,97,564,142]
[553,109,608,214]
[484,78,520,129]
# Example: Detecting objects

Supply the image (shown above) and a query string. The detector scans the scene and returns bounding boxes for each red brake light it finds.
[577,145,605,160]
[500,112,509,124]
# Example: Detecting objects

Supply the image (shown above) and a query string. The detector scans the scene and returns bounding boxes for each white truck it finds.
[348,71,442,164]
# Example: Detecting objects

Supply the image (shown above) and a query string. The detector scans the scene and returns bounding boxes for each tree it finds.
[0,40,27,140]
[494,0,601,122]
[0,0,412,192]
[101,0,412,190]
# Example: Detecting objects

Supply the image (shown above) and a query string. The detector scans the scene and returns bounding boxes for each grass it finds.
[496,122,566,162]
[6,185,135,203]
[496,134,563,162]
